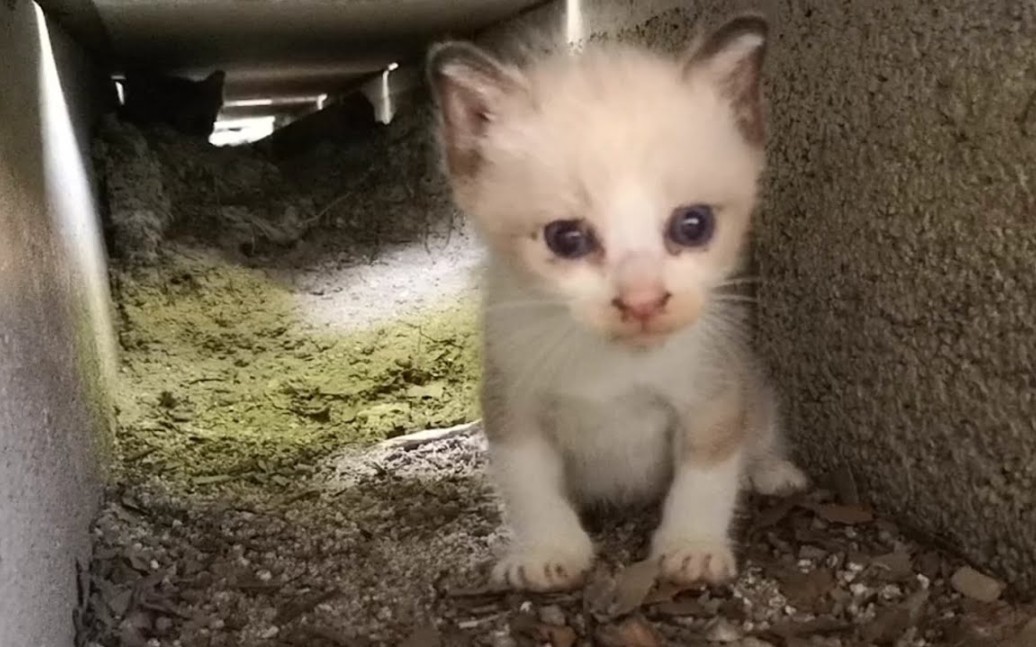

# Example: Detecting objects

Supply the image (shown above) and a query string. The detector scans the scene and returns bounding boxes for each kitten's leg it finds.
[651,391,744,585]
[748,448,809,496]
[489,432,594,591]
[743,378,809,496]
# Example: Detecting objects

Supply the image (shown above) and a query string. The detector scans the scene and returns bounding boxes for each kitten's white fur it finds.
[429,16,808,592]
[483,258,804,590]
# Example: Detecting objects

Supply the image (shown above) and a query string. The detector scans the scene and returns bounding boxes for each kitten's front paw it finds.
[652,538,737,586]
[492,540,594,592]
[750,458,809,496]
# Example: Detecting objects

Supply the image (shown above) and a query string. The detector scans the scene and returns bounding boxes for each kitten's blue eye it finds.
[667,205,715,248]
[544,219,597,259]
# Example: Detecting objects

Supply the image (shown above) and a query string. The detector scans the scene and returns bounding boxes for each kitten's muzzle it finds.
[611,290,671,324]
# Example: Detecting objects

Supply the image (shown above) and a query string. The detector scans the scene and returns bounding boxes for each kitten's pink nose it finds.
[612,290,671,322]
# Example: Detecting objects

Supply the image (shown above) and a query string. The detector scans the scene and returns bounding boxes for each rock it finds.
[705,617,744,643]
[595,617,662,647]
[798,545,828,561]
[490,632,517,647]
[538,605,566,626]
[950,566,1004,603]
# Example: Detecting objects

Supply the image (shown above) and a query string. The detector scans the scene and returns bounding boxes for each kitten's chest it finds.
[549,390,675,505]
[540,337,707,504]
[549,334,697,403]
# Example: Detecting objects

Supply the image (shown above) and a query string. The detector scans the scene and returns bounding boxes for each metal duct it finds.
[62,0,544,102]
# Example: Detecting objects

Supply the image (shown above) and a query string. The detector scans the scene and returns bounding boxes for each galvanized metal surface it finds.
[1,3,112,645]
[86,0,544,101]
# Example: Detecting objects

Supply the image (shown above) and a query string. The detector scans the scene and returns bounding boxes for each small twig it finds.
[282,488,321,506]
[274,588,341,626]
[401,320,461,348]
[444,583,511,599]
[377,420,481,450]
[305,190,354,228]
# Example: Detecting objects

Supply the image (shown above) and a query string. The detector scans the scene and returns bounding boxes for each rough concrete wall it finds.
[753,0,1036,595]
[480,0,1036,595]
[0,2,113,645]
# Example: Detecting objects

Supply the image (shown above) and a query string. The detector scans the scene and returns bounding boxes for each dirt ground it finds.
[78,116,1034,647]
[80,428,1036,647]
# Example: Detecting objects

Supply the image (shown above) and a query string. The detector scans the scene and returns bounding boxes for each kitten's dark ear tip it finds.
[690,13,770,65]
[203,70,226,86]
[710,13,769,52]
[721,13,770,38]
[426,41,489,81]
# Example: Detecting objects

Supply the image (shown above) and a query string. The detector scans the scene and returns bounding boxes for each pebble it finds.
[799,545,828,561]
[950,566,1004,602]
[491,632,518,647]
[705,618,743,643]
[538,604,566,626]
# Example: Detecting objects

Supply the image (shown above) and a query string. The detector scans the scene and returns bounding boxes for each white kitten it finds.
[428,15,808,592]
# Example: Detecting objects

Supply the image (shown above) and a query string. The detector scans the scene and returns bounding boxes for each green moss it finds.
[111,249,480,495]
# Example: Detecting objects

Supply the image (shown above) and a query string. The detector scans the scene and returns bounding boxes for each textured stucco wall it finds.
[479,0,1036,595]
[0,2,113,645]
[754,0,1036,596]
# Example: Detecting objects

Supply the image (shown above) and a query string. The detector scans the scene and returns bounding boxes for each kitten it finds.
[427,15,808,592]
[119,69,226,138]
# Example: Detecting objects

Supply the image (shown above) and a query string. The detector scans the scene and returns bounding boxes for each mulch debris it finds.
[77,431,1033,647]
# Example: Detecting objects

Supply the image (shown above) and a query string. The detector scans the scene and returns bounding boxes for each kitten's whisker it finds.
[717,276,764,287]
[484,299,565,314]
[509,321,574,405]
[712,294,758,304]
[534,326,580,397]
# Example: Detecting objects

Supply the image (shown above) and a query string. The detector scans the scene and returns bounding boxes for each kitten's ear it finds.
[203,70,226,91]
[684,15,769,145]
[427,42,524,178]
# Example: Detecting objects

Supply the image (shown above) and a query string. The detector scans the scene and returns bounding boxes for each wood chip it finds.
[651,598,709,617]
[583,568,618,621]
[107,587,133,617]
[871,549,914,582]
[807,503,875,525]
[535,623,578,647]
[274,589,340,626]
[861,588,928,645]
[766,616,853,639]
[399,623,442,647]
[642,581,693,605]
[607,559,659,617]
[595,616,662,647]
[750,495,801,534]
[509,611,540,638]
[780,568,836,612]
[951,566,1005,603]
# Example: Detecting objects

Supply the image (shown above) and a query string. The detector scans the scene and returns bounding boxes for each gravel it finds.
[78,430,1034,647]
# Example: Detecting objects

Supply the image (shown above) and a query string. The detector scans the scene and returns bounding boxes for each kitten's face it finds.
[123,70,226,138]
[430,18,769,346]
